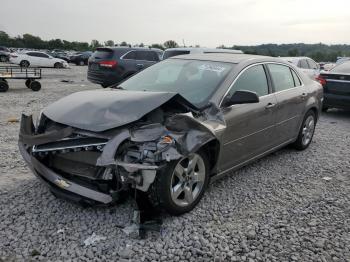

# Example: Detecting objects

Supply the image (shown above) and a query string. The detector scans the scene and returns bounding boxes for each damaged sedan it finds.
[19,54,323,215]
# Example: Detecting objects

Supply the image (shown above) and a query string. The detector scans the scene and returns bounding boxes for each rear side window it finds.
[307,59,318,69]
[163,50,190,59]
[91,49,114,59]
[123,51,136,60]
[299,59,309,69]
[37,53,49,58]
[227,65,269,97]
[27,52,36,57]
[268,64,295,92]
[291,69,302,86]
[145,51,159,62]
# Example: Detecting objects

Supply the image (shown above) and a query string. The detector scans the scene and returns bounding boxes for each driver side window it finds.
[227,65,269,98]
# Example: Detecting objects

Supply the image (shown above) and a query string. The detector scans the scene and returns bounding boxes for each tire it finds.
[25,79,32,88]
[29,81,41,91]
[54,62,63,68]
[322,106,328,112]
[149,151,209,215]
[101,84,110,88]
[0,80,9,92]
[20,60,30,68]
[293,110,316,150]
[0,55,7,62]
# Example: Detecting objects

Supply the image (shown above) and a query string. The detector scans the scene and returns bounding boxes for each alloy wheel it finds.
[302,115,315,146]
[170,153,206,207]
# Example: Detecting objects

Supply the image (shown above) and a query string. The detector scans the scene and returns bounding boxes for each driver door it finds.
[218,64,278,173]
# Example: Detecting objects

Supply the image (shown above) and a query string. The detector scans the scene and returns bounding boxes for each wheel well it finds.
[308,107,318,121]
[198,139,220,175]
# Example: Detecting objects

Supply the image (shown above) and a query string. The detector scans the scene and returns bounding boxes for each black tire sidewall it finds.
[151,151,210,215]
[20,60,29,67]
[54,62,62,68]
[0,81,9,92]
[30,81,41,91]
[294,110,316,150]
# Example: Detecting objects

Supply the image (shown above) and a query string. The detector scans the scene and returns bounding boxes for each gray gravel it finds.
[1,65,350,261]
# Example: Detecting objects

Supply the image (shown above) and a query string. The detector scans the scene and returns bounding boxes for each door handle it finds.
[265,103,276,109]
[136,64,144,69]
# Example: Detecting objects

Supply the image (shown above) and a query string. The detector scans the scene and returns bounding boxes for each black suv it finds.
[88,47,160,87]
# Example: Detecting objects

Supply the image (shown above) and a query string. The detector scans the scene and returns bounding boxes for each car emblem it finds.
[54,178,71,189]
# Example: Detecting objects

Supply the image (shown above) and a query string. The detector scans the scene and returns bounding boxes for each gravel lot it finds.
[0,65,349,262]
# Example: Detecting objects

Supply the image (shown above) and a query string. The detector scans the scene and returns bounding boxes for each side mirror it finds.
[223,90,259,107]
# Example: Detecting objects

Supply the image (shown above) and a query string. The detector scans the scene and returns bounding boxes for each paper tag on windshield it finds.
[198,64,226,73]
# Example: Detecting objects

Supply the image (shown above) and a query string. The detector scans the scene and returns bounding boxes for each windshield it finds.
[119,59,234,107]
[331,61,350,74]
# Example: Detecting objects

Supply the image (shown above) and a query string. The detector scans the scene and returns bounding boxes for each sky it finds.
[1,0,350,47]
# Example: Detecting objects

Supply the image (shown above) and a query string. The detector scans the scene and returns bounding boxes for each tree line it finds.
[0,31,178,52]
[1,31,349,62]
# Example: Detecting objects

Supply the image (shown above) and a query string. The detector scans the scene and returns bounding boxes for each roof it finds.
[170,53,280,64]
[164,47,243,54]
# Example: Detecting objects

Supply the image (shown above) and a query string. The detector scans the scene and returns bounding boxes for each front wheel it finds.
[149,151,209,215]
[54,62,63,68]
[293,110,316,150]
[0,80,9,92]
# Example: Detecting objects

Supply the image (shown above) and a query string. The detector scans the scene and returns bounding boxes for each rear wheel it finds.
[293,110,316,150]
[0,80,9,92]
[29,81,41,91]
[20,60,30,68]
[149,151,209,215]
[0,55,7,62]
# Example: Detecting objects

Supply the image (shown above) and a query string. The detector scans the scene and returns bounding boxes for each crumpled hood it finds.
[43,89,194,132]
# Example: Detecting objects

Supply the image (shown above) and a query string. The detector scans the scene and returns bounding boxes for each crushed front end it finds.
[18,113,196,206]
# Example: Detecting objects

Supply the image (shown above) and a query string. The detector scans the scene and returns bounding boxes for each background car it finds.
[317,61,350,111]
[280,57,320,80]
[0,46,11,62]
[69,51,92,65]
[162,47,243,59]
[87,47,160,87]
[10,51,69,68]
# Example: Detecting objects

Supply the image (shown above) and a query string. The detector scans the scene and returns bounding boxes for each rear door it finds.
[134,51,159,71]
[267,63,307,144]
[26,52,39,66]
[218,64,278,172]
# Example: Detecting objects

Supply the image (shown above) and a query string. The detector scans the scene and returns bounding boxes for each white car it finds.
[9,51,69,68]
[163,47,243,59]
[280,57,319,80]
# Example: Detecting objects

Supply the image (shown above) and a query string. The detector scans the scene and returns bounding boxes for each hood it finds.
[43,89,197,132]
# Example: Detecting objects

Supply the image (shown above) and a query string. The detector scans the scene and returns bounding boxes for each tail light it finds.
[98,60,117,68]
[316,75,326,86]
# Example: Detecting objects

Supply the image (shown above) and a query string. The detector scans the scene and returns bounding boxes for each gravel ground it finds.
[0,65,350,261]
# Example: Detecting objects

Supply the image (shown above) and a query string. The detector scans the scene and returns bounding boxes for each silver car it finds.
[19,54,323,215]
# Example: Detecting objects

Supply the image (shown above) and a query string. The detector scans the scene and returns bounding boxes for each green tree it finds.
[104,40,114,46]
[90,39,101,49]
[120,41,128,46]
[164,40,178,49]
[150,43,164,50]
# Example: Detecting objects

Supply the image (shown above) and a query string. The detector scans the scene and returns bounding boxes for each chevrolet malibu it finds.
[19,54,323,215]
